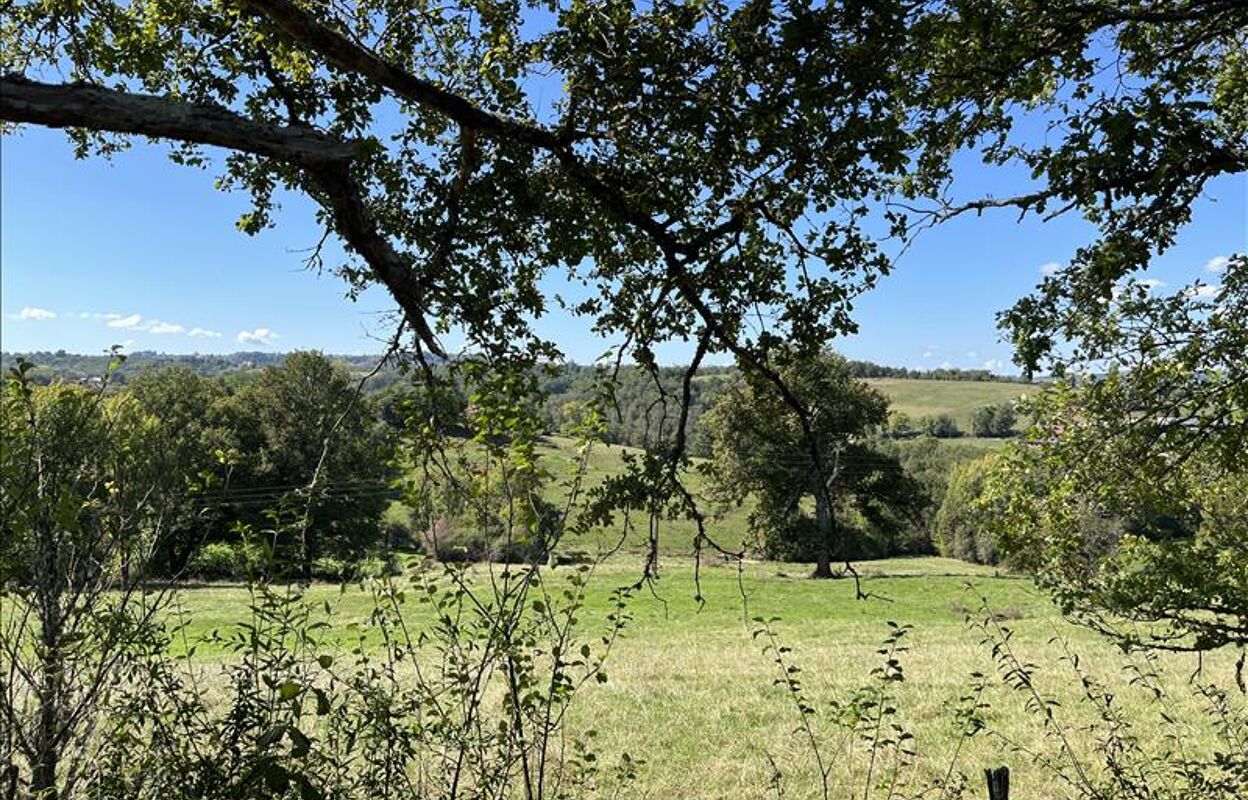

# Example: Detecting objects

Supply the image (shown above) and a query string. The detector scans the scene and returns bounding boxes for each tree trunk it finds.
[31,527,64,800]
[32,682,60,800]
[812,485,835,579]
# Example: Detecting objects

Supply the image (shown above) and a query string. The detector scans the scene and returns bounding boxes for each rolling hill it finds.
[866,377,1040,430]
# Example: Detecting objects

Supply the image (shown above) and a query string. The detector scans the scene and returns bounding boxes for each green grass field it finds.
[168,557,1237,800]
[262,379,1232,798]
[866,378,1040,431]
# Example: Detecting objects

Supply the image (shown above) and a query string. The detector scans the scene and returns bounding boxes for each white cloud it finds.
[966,350,978,359]
[85,311,224,338]
[1040,262,1061,277]
[107,313,143,329]
[922,345,938,359]
[1114,278,1166,300]
[938,361,953,369]
[237,327,278,346]
[1186,284,1221,299]
[14,307,57,320]
[983,359,1006,372]
[1205,256,1230,273]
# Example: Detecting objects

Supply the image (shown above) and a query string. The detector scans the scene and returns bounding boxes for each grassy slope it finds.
[866,378,1039,430]
[170,558,1235,800]
[398,374,1046,556]
[535,435,752,555]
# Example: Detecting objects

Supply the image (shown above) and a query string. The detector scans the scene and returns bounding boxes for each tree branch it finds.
[236,0,687,252]
[236,0,564,149]
[0,73,446,356]
[0,74,353,164]
[302,160,445,356]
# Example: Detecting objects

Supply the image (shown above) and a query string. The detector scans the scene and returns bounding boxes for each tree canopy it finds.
[703,349,926,577]
[0,359,173,797]
[988,371,1247,652]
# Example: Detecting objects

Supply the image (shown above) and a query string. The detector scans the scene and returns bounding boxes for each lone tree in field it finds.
[703,349,925,578]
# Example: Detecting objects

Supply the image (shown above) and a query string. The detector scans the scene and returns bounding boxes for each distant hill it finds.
[0,350,413,391]
[3,350,1040,447]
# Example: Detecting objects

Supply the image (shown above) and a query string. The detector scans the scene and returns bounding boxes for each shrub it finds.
[188,541,264,581]
[887,411,917,438]
[357,553,404,578]
[421,518,491,562]
[311,556,349,581]
[933,455,1000,564]
[420,496,559,564]
[919,414,962,438]
[970,403,1018,438]
[381,505,421,552]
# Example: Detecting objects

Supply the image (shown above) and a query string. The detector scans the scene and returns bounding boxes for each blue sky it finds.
[3,125,1243,371]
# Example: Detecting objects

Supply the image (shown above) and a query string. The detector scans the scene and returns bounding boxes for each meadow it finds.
[389,429,1012,559]
[168,556,1239,800]
[169,380,1232,799]
[865,379,1039,432]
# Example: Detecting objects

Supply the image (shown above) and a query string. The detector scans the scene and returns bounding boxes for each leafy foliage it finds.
[969,598,1248,800]
[238,352,397,573]
[933,455,1001,565]
[969,404,1017,439]
[120,353,399,577]
[0,357,176,799]
[918,413,962,439]
[988,374,1248,651]
[703,350,928,575]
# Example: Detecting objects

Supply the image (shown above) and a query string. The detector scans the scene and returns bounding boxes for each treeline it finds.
[6,351,1028,572]
[5,351,1031,453]
[536,367,1024,453]
[886,402,1018,440]
[843,362,1028,382]
[0,350,413,392]
[2,352,403,582]
[2,350,1028,384]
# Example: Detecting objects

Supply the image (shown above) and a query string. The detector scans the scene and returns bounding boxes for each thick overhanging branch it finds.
[302,160,444,356]
[0,73,355,164]
[0,74,445,357]
[237,0,691,253]
[236,0,565,150]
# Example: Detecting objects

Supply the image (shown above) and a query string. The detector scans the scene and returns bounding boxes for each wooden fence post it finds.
[984,765,1010,800]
